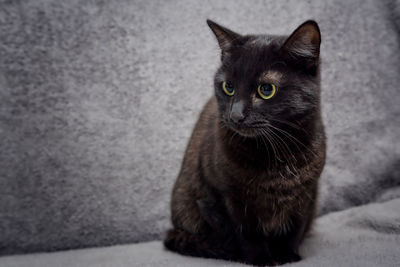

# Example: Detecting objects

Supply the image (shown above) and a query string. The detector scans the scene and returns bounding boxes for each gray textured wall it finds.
[0,0,399,255]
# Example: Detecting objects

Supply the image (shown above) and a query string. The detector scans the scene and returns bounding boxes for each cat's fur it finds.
[164,20,326,266]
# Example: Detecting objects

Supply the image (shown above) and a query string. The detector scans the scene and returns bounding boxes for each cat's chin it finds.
[232,128,261,138]
[225,122,262,138]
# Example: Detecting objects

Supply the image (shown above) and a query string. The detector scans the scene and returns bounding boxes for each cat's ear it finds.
[281,20,321,69]
[207,19,241,57]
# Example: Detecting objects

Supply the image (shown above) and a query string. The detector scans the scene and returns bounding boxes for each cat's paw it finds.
[240,251,280,266]
[244,252,301,266]
[272,251,302,265]
[242,256,278,266]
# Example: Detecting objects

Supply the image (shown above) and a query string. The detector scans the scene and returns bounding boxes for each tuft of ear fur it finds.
[207,19,242,56]
[281,20,321,69]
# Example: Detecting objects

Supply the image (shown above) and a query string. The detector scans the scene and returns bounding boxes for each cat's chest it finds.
[241,179,290,212]
[227,173,301,232]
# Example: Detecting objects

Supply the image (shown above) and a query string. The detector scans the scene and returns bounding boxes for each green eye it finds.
[222,81,235,96]
[257,83,277,99]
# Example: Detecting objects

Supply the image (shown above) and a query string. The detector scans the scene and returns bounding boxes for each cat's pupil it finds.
[261,84,273,95]
[226,82,234,93]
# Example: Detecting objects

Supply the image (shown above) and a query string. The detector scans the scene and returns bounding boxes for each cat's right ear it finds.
[207,19,241,59]
[280,20,321,71]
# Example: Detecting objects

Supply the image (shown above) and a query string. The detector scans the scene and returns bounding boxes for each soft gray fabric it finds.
[1,198,399,267]
[0,0,399,255]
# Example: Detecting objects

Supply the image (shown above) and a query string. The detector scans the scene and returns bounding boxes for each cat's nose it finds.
[230,101,245,123]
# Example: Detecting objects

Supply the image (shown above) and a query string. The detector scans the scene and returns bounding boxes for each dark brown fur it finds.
[164,20,326,266]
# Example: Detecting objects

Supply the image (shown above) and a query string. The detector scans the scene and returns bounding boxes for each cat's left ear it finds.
[207,19,242,59]
[281,20,321,69]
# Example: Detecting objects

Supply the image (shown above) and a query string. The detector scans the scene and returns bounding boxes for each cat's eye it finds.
[257,83,277,99]
[222,81,235,96]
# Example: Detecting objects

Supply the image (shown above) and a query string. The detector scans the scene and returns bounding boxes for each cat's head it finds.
[207,20,321,137]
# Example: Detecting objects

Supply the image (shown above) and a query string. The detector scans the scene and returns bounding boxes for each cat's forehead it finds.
[260,70,284,83]
[230,35,285,62]
[225,35,285,79]
[243,35,282,47]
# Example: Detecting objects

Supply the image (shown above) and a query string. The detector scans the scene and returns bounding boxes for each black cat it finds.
[164,19,326,266]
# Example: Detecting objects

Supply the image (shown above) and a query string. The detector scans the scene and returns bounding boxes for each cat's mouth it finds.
[225,121,265,138]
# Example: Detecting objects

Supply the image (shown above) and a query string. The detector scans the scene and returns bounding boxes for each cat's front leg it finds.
[224,198,277,266]
[239,230,301,266]
[268,234,302,265]
[196,197,236,235]
[267,213,314,265]
[238,235,278,266]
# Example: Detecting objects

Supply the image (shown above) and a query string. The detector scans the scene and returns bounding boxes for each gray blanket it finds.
[0,0,399,262]
[1,198,399,266]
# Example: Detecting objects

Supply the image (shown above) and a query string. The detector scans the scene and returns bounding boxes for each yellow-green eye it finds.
[222,81,235,96]
[257,83,277,99]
